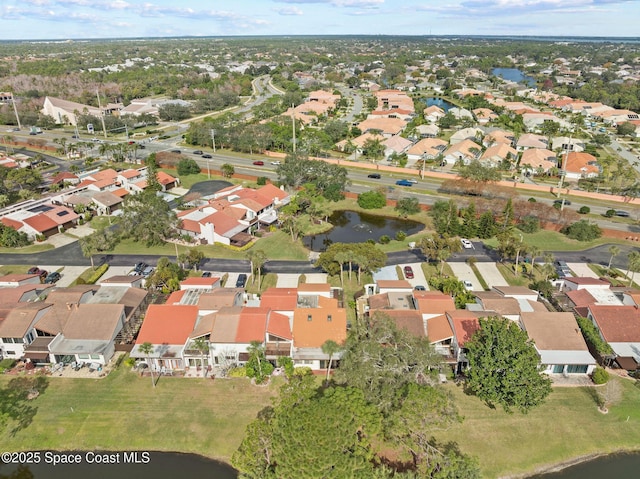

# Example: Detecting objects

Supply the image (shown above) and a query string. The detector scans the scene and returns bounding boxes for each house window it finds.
[14,338,24,344]
[552,365,564,374]
[78,354,90,360]
[90,354,101,360]
[6,350,16,355]
[327,315,332,322]
[2,338,14,344]
[567,364,588,374]
[307,314,312,321]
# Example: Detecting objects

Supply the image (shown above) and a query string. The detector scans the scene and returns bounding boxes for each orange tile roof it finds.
[1,217,23,230]
[23,214,58,232]
[267,312,292,340]
[260,288,298,310]
[414,291,455,315]
[157,171,177,185]
[135,304,199,345]
[293,307,347,348]
[120,169,141,179]
[257,183,288,201]
[564,152,599,175]
[588,305,640,342]
[180,277,220,287]
[447,310,483,347]
[87,168,118,182]
[426,314,454,343]
[236,307,269,343]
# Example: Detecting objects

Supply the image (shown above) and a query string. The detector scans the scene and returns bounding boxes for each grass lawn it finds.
[0,243,54,255]
[0,364,278,463]
[437,377,640,478]
[483,229,624,252]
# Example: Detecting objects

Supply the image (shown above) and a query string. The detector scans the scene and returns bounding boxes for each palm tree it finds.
[607,245,620,271]
[192,336,210,378]
[528,245,541,276]
[139,342,156,388]
[627,251,640,287]
[321,339,341,384]
[247,340,265,379]
[334,252,349,286]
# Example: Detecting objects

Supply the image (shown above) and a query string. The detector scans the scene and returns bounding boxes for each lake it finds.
[492,67,537,87]
[422,97,455,111]
[303,210,424,252]
[528,452,640,479]
[0,451,237,479]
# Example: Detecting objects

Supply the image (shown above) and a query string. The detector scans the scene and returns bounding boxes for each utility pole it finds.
[291,106,296,153]
[10,93,21,130]
[210,129,216,153]
[96,90,107,139]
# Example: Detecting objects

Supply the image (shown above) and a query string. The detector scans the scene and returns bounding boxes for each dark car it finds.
[202,154,212,159]
[396,179,413,187]
[368,173,381,179]
[235,273,247,288]
[44,272,61,284]
[193,150,203,155]
[616,210,630,217]
[414,285,426,291]
[201,271,212,278]
[403,266,414,279]
[133,262,147,274]
[253,160,265,166]
[170,149,181,154]
[139,145,146,149]
[553,199,571,206]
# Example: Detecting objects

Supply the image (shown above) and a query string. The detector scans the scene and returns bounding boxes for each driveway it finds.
[276,273,300,287]
[448,262,483,291]
[98,266,133,283]
[304,273,328,283]
[40,265,87,287]
[372,265,398,282]
[226,272,251,288]
[474,262,508,288]
[399,262,429,289]
[566,263,599,279]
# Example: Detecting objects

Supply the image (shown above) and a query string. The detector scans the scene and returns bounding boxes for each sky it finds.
[0,0,638,41]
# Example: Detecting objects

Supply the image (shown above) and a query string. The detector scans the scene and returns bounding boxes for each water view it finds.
[528,452,640,479]
[492,67,537,87]
[423,97,455,111]
[303,210,424,252]
[0,451,237,479]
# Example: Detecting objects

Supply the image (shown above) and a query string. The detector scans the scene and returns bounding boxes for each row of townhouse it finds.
[0,275,149,365]
[357,279,600,377]
[129,280,346,374]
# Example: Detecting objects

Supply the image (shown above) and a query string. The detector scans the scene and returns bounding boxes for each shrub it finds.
[0,358,16,372]
[395,230,407,241]
[576,316,614,356]
[86,264,109,284]
[379,235,391,244]
[592,367,609,385]
[177,158,201,175]
[357,190,386,209]
[528,197,537,202]
[604,209,616,218]
[256,176,267,186]
[561,220,602,241]
[578,206,591,214]
[228,366,247,377]
[518,215,540,234]
[124,357,136,368]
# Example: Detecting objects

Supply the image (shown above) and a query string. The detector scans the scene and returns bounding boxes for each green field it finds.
[3,365,640,478]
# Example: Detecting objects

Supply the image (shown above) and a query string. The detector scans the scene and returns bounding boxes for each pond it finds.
[0,451,237,479]
[422,97,455,112]
[492,67,537,87]
[302,210,424,252]
[527,452,640,479]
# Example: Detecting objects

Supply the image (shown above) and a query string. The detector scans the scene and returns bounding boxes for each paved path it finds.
[97,265,134,283]
[41,265,87,287]
[448,262,483,291]
[373,265,399,281]
[474,262,508,288]
[399,262,429,289]
[276,273,300,287]
[566,263,599,279]
[304,273,328,283]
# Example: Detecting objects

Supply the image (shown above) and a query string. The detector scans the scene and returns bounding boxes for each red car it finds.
[403,266,414,279]
[253,161,264,166]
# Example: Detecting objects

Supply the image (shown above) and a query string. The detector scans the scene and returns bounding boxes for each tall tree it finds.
[119,190,179,246]
[466,317,552,413]
[138,342,156,388]
[419,234,462,275]
[321,339,341,384]
[607,245,620,270]
[79,227,119,269]
[191,336,210,378]
[627,251,640,286]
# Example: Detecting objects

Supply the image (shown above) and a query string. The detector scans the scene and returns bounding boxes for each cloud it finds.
[276,6,304,15]
[332,0,383,7]
[455,0,632,16]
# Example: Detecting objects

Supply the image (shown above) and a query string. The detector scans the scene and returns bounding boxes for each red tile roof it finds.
[157,171,177,186]
[260,288,298,310]
[23,214,58,233]
[236,307,269,343]
[1,217,23,230]
[267,312,292,340]
[588,305,640,342]
[447,310,483,347]
[135,304,199,345]
[426,314,454,343]
[180,277,220,287]
[293,307,347,348]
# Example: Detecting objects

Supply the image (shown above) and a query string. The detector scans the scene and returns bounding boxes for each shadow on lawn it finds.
[0,375,49,436]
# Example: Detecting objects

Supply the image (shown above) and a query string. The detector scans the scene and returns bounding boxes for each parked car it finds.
[202,154,212,159]
[253,160,265,166]
[170,149,181,154]
[403,266,414,279]
[133,262,147,274]
[142,266,154,278]
[193,150,203,155]
[461,238,473,249]
[270,161,281,165]
[463,280,474,291]
[616,210,630,217]
[201,271,212,278]
[396,179,413,187]
[367,173,381,179]
[414,285,426,291]
[553,199,571,206]
[138,145,146,149]
[28,267,48,281]
[44,272,61,284]
[236,273,247,288]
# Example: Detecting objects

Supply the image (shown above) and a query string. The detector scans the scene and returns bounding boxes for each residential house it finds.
[130,304,200,372]
[473,108,498,124]
[383,135,413,157]
[516,133,549,151]
[0,274,42,287]
[483,129,515,147]
[552,136,585,153]
[446,310,484,373]
[41,96,105,126]
[442,139,482,165]
[406,138,448,162]
[520,312,596,375]
[0,303,53,359]
[450,127,483,145]
[414,124,440,138]
[355,117,407,138]
[562,152,600,180]
[479,143,517,168]
[519,149,557,175]
[563,277,611,292]
[423,105,446,123]
[586,304,640,366]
